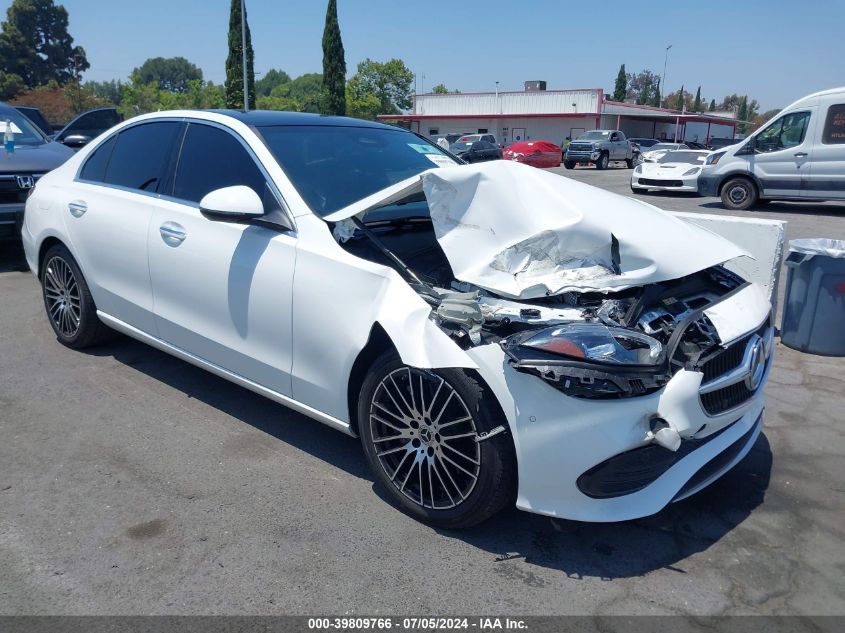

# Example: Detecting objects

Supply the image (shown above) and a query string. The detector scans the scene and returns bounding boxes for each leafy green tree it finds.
[225,0,255,109]
[84,79,124,105]
[431,83,448,94]
[749,108,780,133]
[0,71,25,100]
[119,78,225,117]
[709,98,716,111]
[350,58,413,114]
[256,69,291,97]
[0,0,89,88]
[345,75,381,120]
[612,64,627,101]
[693,86,702,112]
[132,57,202,93]
[320,0,346,115]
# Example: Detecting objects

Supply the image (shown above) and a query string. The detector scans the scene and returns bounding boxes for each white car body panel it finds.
[21,109,774,523]
[631,151,710,193]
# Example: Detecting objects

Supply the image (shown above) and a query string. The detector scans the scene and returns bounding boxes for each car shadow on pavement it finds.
[437,432,772,580]
[85,336,371,480]
[699,200,845,217]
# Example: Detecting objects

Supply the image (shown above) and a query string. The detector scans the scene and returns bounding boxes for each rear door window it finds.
[79,135,117,182]
[102,122,182,193]
[822,104,845,144]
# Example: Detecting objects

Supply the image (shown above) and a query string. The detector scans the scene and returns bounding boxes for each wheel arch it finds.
[347,322,397,436]
[37,235,67,280]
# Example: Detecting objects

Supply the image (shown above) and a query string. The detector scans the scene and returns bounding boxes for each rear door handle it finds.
[159,221,186,246]
[68,200,87,217]
[794,152,808,158]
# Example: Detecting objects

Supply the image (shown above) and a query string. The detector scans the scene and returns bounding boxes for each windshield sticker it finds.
[425,153,456,168]
[408,143,440,154]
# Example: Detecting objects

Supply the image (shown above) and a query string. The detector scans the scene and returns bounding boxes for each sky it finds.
[2,0,843,111]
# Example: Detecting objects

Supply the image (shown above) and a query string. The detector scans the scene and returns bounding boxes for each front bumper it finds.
[565,151,601,162]
[467,338,771,522]
[697,173,720,197]
[631,177,698,192]
[0,203,24,239]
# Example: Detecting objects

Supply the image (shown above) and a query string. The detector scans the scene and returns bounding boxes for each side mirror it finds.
[62,134,91,148]
[199,185,264,220]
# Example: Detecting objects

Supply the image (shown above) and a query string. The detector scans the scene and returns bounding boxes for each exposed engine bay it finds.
[335,213,763,400]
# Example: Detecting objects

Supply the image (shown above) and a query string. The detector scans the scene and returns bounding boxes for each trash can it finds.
[781,238,845,356]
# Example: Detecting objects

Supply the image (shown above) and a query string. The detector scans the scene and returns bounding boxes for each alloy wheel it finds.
[368,367,480,510]
[43,256,81,337]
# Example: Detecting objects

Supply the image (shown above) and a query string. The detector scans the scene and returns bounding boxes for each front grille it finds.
[0,190,26,205]
[638,178,683,187]
[699,321,771,415]
[568,143,593,153]
[700,382,754,415]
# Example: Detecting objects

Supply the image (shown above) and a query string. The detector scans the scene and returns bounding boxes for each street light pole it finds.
[241,0,249,111]
[661,44,672,107]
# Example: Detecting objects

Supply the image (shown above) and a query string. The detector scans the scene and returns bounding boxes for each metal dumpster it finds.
[781,239,845,356]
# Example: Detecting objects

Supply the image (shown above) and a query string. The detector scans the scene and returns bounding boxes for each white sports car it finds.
[631,150,711,193]
[638,142,690,164]
[22,110,772,527]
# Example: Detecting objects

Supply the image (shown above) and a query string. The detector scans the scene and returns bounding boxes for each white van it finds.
[698,87,845,209]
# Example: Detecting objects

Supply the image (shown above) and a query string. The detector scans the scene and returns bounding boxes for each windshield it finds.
[657,151,707,164]
[649,143,680,151]
[578,131,611,140]
[258,125,459,217]
[2,111,48,146]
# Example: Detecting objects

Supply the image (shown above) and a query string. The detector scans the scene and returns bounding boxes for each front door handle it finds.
[68,200,87,217]
[159,221,186,246]
[794,152,808,158]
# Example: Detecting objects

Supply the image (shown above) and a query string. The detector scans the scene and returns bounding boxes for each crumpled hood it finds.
[326,160,747,300]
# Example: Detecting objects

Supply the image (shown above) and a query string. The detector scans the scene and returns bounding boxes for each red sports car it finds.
[502,140,562,168]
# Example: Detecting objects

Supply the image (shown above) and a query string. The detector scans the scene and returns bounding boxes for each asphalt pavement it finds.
[1,168,843,615]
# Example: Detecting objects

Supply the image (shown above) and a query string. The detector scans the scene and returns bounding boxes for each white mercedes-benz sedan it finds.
[22,110,773,527]
[631,150,710,193]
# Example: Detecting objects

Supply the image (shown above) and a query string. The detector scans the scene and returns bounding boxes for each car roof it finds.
[205,109,397,130]
[0,101,19,116]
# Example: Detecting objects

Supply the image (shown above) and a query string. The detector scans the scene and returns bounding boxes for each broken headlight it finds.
[502,324,671,399]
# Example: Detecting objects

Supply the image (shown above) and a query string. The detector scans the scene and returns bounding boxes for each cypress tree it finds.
[321,0,346,115]
[651,78,661,107]
[612,64,627,101]
[693,86,702,112]
[709,98,716,112]
[737,96,749,134]
[225,0,256,109]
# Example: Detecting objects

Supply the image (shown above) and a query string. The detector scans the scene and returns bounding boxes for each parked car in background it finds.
[21,109,773,528]
[628,138,660,153]
[503,140,562,167]
[451,139,502,163]
[707,137,740,151]
[639,142,690,163]
[14,106,53,136]
[52,107,122,149]
[631,150,710,193]
[699,87,845,210]
[564,130,637,169]
[0,102,75,239]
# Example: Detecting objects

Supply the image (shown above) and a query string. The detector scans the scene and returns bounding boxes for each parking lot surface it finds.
[1,167,843,616]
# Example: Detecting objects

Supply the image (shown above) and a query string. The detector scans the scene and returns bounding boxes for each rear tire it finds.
[563,160,576,169]
[595,152,609,170]
[358,351,516,528]
[41,244,109,349]
[720,177,758,210]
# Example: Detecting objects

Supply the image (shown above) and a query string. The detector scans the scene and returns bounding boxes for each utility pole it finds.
[661,44,672,107]
[241,0,249,111]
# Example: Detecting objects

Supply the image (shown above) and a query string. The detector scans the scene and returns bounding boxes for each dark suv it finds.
[1,102,75,239]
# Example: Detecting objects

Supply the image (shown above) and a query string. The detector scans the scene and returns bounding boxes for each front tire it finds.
[41,244,109,349]
[563,160,576,169]
[358,352,516,528]
[626,156,636,168]
[595,152,609,170]
[720,177,758,210]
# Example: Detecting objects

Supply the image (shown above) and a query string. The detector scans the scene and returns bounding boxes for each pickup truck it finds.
[564,130,638,170]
